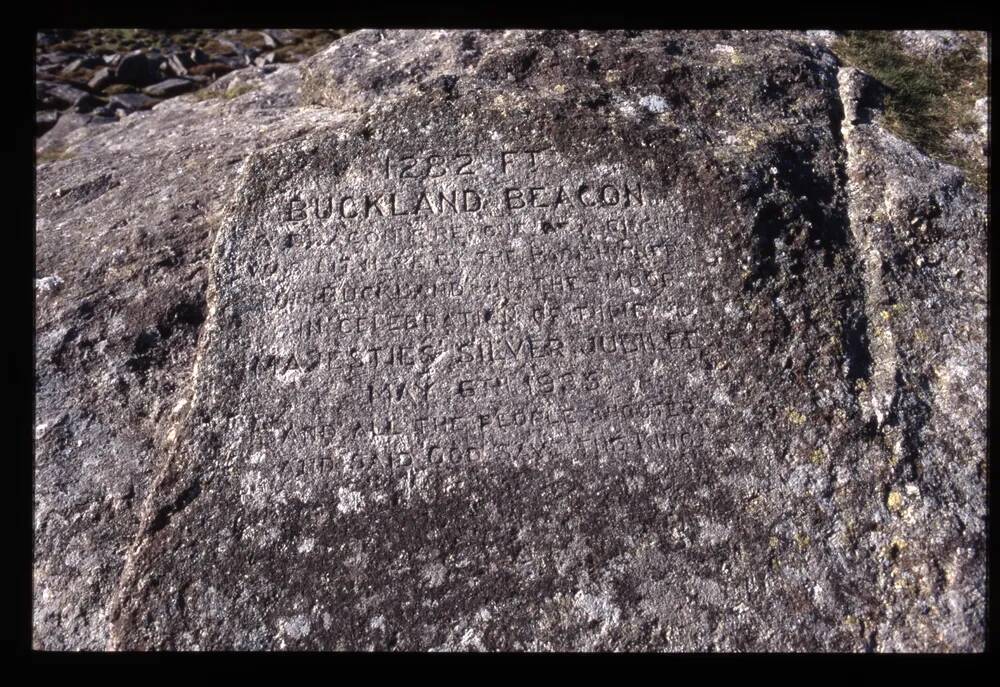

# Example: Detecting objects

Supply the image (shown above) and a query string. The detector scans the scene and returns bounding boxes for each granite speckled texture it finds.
[35,30,986,651]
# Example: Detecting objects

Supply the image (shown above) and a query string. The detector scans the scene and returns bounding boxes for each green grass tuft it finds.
[833,31,987,190]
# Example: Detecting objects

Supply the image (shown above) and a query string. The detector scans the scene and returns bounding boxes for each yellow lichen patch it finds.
[787,409,806,426]
[553,84,567,94]
[887,490,904,512]
[725,125,770,156]
[746,495,768,516]
[854,378,868,393]
[809,448,826,465]
[914,329,928,343]
[879,309,892,321]
[839,518,858,546]
[794,531,810,551]
[768,536,780,550]
[891,571,915,593]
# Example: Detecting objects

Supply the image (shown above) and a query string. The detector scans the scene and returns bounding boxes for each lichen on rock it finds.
[35,29,987,652]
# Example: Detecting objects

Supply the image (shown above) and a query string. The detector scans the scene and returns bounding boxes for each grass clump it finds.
[833,31,988,189]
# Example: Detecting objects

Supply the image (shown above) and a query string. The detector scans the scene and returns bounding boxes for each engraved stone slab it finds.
[107,33,986,651]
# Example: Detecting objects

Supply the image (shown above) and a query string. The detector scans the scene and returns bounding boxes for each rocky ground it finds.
[36,29,350,151]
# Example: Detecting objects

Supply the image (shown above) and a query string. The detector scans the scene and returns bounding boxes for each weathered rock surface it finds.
[113,50,160,87]
[895,31,970,61]
[34,29,350,143]
[108,92,161,112]
[837,67,987,650]
[143,78,197,98]
[36,81,93,110]
[36,109,60,136]
[37,111,118,156]
[35,30,987,652]
[34,61,348,650]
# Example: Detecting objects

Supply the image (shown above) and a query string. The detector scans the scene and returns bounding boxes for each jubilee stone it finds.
[36,30,987,652]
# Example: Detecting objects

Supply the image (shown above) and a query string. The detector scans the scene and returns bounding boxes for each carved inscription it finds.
[241,146,713,483]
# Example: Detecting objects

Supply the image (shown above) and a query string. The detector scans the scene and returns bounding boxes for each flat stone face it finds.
[115,86,887,649]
